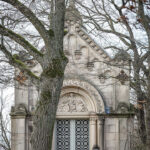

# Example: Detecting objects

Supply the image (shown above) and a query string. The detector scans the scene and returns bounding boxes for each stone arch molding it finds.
[57,79,105,114]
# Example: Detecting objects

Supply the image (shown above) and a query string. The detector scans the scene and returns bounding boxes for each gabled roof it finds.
[76,25,111,60]
[65,1,111,61]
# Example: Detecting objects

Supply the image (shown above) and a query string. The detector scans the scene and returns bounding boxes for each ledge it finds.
[98,112,135,118]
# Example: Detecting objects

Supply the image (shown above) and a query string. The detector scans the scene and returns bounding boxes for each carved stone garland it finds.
[57,93,88,112]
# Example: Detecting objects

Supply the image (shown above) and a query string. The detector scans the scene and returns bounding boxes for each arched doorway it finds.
[52,79,105,150]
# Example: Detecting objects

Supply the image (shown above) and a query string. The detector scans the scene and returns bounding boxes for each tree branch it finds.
[0,119,10,150]
[1,0,50,44]
[0,24,43,62]
[0,44,40,81]
[138,0,150,52]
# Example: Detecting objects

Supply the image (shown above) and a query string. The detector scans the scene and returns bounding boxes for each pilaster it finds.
[11,104,28,150]
[89,113,97,150]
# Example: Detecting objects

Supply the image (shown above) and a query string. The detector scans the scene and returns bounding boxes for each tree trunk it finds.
[137,102,147,145]
[145,55,150,150]
[30,75,65,150]
[145,100,150,150]
[145,76,150,150]
[30,0,67,150]
[30,53,68,150]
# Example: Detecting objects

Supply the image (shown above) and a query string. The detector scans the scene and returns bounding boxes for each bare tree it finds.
[0,89,11,150]
[0,0,68,150]
[77,0,150,149]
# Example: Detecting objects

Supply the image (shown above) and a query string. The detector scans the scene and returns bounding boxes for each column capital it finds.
[89,112,98,125]
[90,117,97,122]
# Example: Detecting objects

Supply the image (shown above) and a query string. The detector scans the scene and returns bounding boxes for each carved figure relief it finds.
[58,93,88,112]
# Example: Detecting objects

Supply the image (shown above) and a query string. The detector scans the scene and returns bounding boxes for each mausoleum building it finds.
[11,1,133,150]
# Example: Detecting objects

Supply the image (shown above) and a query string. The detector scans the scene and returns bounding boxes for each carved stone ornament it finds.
[57,93,88,112]
[10,103,28,116]
[62,79,105,113]
[117,102,129,113]
[116,70,129,85]
[87,62,94,71]
[15,71,27,85]
[98,74,106,83]
[74,49,82,60]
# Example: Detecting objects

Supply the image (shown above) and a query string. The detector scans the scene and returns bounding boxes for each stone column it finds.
[89,113,97,150]
[98,117,105,150]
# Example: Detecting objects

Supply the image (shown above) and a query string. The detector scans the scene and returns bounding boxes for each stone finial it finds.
[69,0,75,8]
[65,0,82,24]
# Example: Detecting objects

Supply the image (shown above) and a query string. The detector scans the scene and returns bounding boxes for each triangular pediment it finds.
[76,26,111,60]
[63,21,112,75]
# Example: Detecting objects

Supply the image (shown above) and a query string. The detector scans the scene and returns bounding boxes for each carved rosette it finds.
[116,70,129,85]
[57,93,88,113]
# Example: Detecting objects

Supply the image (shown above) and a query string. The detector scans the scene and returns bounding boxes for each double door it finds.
[56,119,89,150]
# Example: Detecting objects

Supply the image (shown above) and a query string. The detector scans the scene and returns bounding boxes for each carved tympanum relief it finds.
[57,93,88,112]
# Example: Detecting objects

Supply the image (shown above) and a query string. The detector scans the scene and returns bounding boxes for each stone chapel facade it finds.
[10,2,134,150]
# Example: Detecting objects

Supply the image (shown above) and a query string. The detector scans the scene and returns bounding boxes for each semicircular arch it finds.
[57,78,105,116]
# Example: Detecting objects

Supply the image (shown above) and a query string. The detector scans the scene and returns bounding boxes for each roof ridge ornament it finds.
[69,0,75,8]
[65,0,82,24]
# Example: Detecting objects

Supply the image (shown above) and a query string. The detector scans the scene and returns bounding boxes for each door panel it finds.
[56,120,89,150]
[75,120,89,150]
[56,120,70,150]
